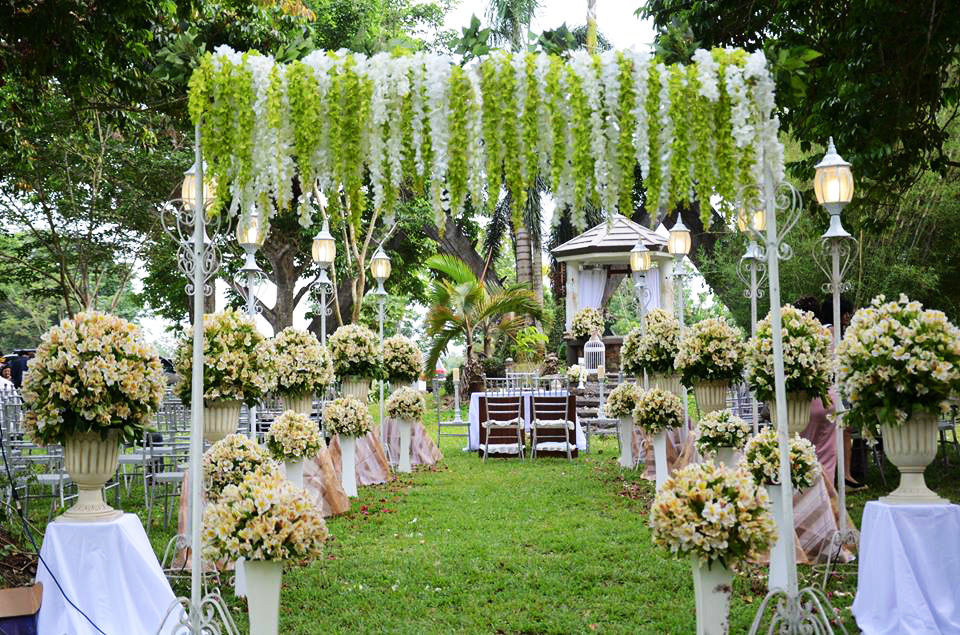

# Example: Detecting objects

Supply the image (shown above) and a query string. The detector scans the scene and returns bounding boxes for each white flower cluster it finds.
[695,410,752,455]
[202,463,328,562]
[174,309,270,406]
[606,382,642,419]
[322,397,372,438]
[327,324,381,379]
[837,294,960,430]
[196,47,784,233]
[386,387,426,422]
[571,307,605,339]
[21,311,166,445]
[626,309,681,374]
[674,318,745,385]
[266,410,324,461]
[202,433,272,501]
[566,364,584,383]
[263,328,334,397]
[382,335,423,383]
[650,461,777,567]
[634,387,684,434]
[745,305,832,403]
[741,427,820,490]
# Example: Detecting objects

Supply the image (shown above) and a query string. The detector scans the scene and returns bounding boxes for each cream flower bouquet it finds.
[741,427,820,490]
[571,307,604,339]
[323,397,373,438]
[174,309,269,406]
[634,387,684,434]
[327,324,382,379]
[386,387,426,421]
[266,410,324,461]
[695,410,752,455]
[21,311,165,445]
[837,294,960,432]
[263,328,334,396]
[674,318,745,385]
[650,461,777,567]
[565,364,584,383]
[606,382,642,418]
[203,433,272,500]
[745,305,831,403]
[202,464,328,562]
[382,335,423,384]
[624,309,681,374]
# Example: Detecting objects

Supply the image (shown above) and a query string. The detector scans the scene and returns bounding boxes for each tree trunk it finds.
[531,233,544,303]
[421,213,500,286]
[514,225,533,289]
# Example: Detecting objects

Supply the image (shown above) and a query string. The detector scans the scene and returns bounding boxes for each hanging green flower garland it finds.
[188,46,783,231]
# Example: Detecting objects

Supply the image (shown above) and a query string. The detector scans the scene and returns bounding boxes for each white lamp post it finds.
[311,219,337,345]
[630,237,652,389]
[735,203,768,433]
[370,246,391,456]
[667,216,691,437]
[236,208,267,441]
[813,137,858,565]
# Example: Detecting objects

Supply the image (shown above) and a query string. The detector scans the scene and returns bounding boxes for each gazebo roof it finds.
[551,214,667,260]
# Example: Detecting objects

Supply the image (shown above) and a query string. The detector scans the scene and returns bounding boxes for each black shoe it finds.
[845,478,867,492]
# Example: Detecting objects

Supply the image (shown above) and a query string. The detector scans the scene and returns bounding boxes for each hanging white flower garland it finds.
[188,46,784,231]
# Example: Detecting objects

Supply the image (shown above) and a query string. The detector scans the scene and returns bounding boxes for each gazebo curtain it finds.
[578,269,606,310]
[643,270,661,312]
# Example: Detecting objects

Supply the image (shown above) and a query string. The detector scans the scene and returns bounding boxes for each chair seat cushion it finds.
[483,418,522,428]
[534,441,573,451]
[533,419,575,429]
[483,443,522,454]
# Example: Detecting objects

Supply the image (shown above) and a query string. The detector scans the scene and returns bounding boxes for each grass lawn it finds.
[9,397,960,633]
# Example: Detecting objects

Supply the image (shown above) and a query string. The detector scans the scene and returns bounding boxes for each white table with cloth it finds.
[37,513,184,634]
[467,391,587,451]
[851,501,960,634]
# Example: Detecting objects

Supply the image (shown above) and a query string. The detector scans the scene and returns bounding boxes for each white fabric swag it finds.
[643,270,661,312]
[578,268,606,310]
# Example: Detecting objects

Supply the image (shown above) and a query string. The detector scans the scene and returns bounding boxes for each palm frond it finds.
[426,253,477,286]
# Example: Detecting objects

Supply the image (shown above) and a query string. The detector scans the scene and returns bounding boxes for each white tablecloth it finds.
[852,501,960,634]
[467,391,586,451]
[37,513,184,635]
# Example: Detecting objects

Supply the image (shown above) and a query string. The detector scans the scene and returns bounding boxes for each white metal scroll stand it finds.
[736,238,767,434]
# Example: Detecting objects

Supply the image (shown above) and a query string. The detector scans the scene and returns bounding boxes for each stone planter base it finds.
[692,557,732,635]
[881,412,948,504]
[767,393,812,436]
[59,430,122,522]
[341,377,371,402]
[204,400,241,443]
[283,392,314,415]
[693,380,729,417]
[651,373,683,399]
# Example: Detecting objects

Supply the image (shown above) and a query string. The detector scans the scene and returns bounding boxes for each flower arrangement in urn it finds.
[203,433,272,501]
[571,307,604,339]
[675,318,744,415]
[741,427,820,490]
[322,397,373,438]
[266,410,325,461]
[622,309,681,375]
[382,335,423,384]
[21,311,166,520]
[327,324,382,379]
[386,387,426,422]
[695,410,752,457]
[837,294,960,503]
[263,328,334,398]
[633,387,684,434]
[606,382,642,419]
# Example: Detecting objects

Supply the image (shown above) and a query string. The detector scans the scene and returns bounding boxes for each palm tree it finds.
[424,254,543,374]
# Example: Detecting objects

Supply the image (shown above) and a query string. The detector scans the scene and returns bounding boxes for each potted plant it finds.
[174,309,270,443]
[328,324,381,401]
[571,307,604,341]
[651,461,777,634]
[322,397,373,497]
[745,305,831,435]
[741,428,820,592]
[695,410,751,468]
[21,311,166,521]
[386,387,426,473]
[837,294,960,504]
[265,410,325,487]
[606,382,642,468]
[202,433,272,501]
[263,328,333,414]
[513,326,548,373]
[202,464,328,635]
[382,335,423,386]
[675,318,745,416]
[624,309,682,395]
[565,364,585,388]
[634,387,684,489]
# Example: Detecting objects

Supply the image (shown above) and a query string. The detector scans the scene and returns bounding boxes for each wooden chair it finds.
[479,392,525,461]
[530,382,577,460]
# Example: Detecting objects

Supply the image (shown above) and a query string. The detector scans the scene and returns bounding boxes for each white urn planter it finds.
[341,377,371,402]
[880,411,948,504]
[284,459,304,488]
[691,557,733,635]
[283,392,313,416]
[768,392,811,436]
[766,484,788,592]
[618,417,634,468]
[693,380,729,417]
[653,430,668,489]
[204,400,242,443]
[652,373,683,398]
[244,559,283,635]
[397,419,413,473]
[59,430,122,522]
[714,447,737,469]
[340,436,358,497]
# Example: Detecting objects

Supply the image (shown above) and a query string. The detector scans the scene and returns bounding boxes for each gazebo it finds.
[551,213,674,368]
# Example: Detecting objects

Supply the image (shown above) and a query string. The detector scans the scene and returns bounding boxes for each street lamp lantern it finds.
[236,209,266,249]
[736,205,767,234]
[311,219,337,267]
[629,239,651,273]
[370,246,391,294]
[667,216,691,257]
[813,137,854,209]
[181,161,215,211]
